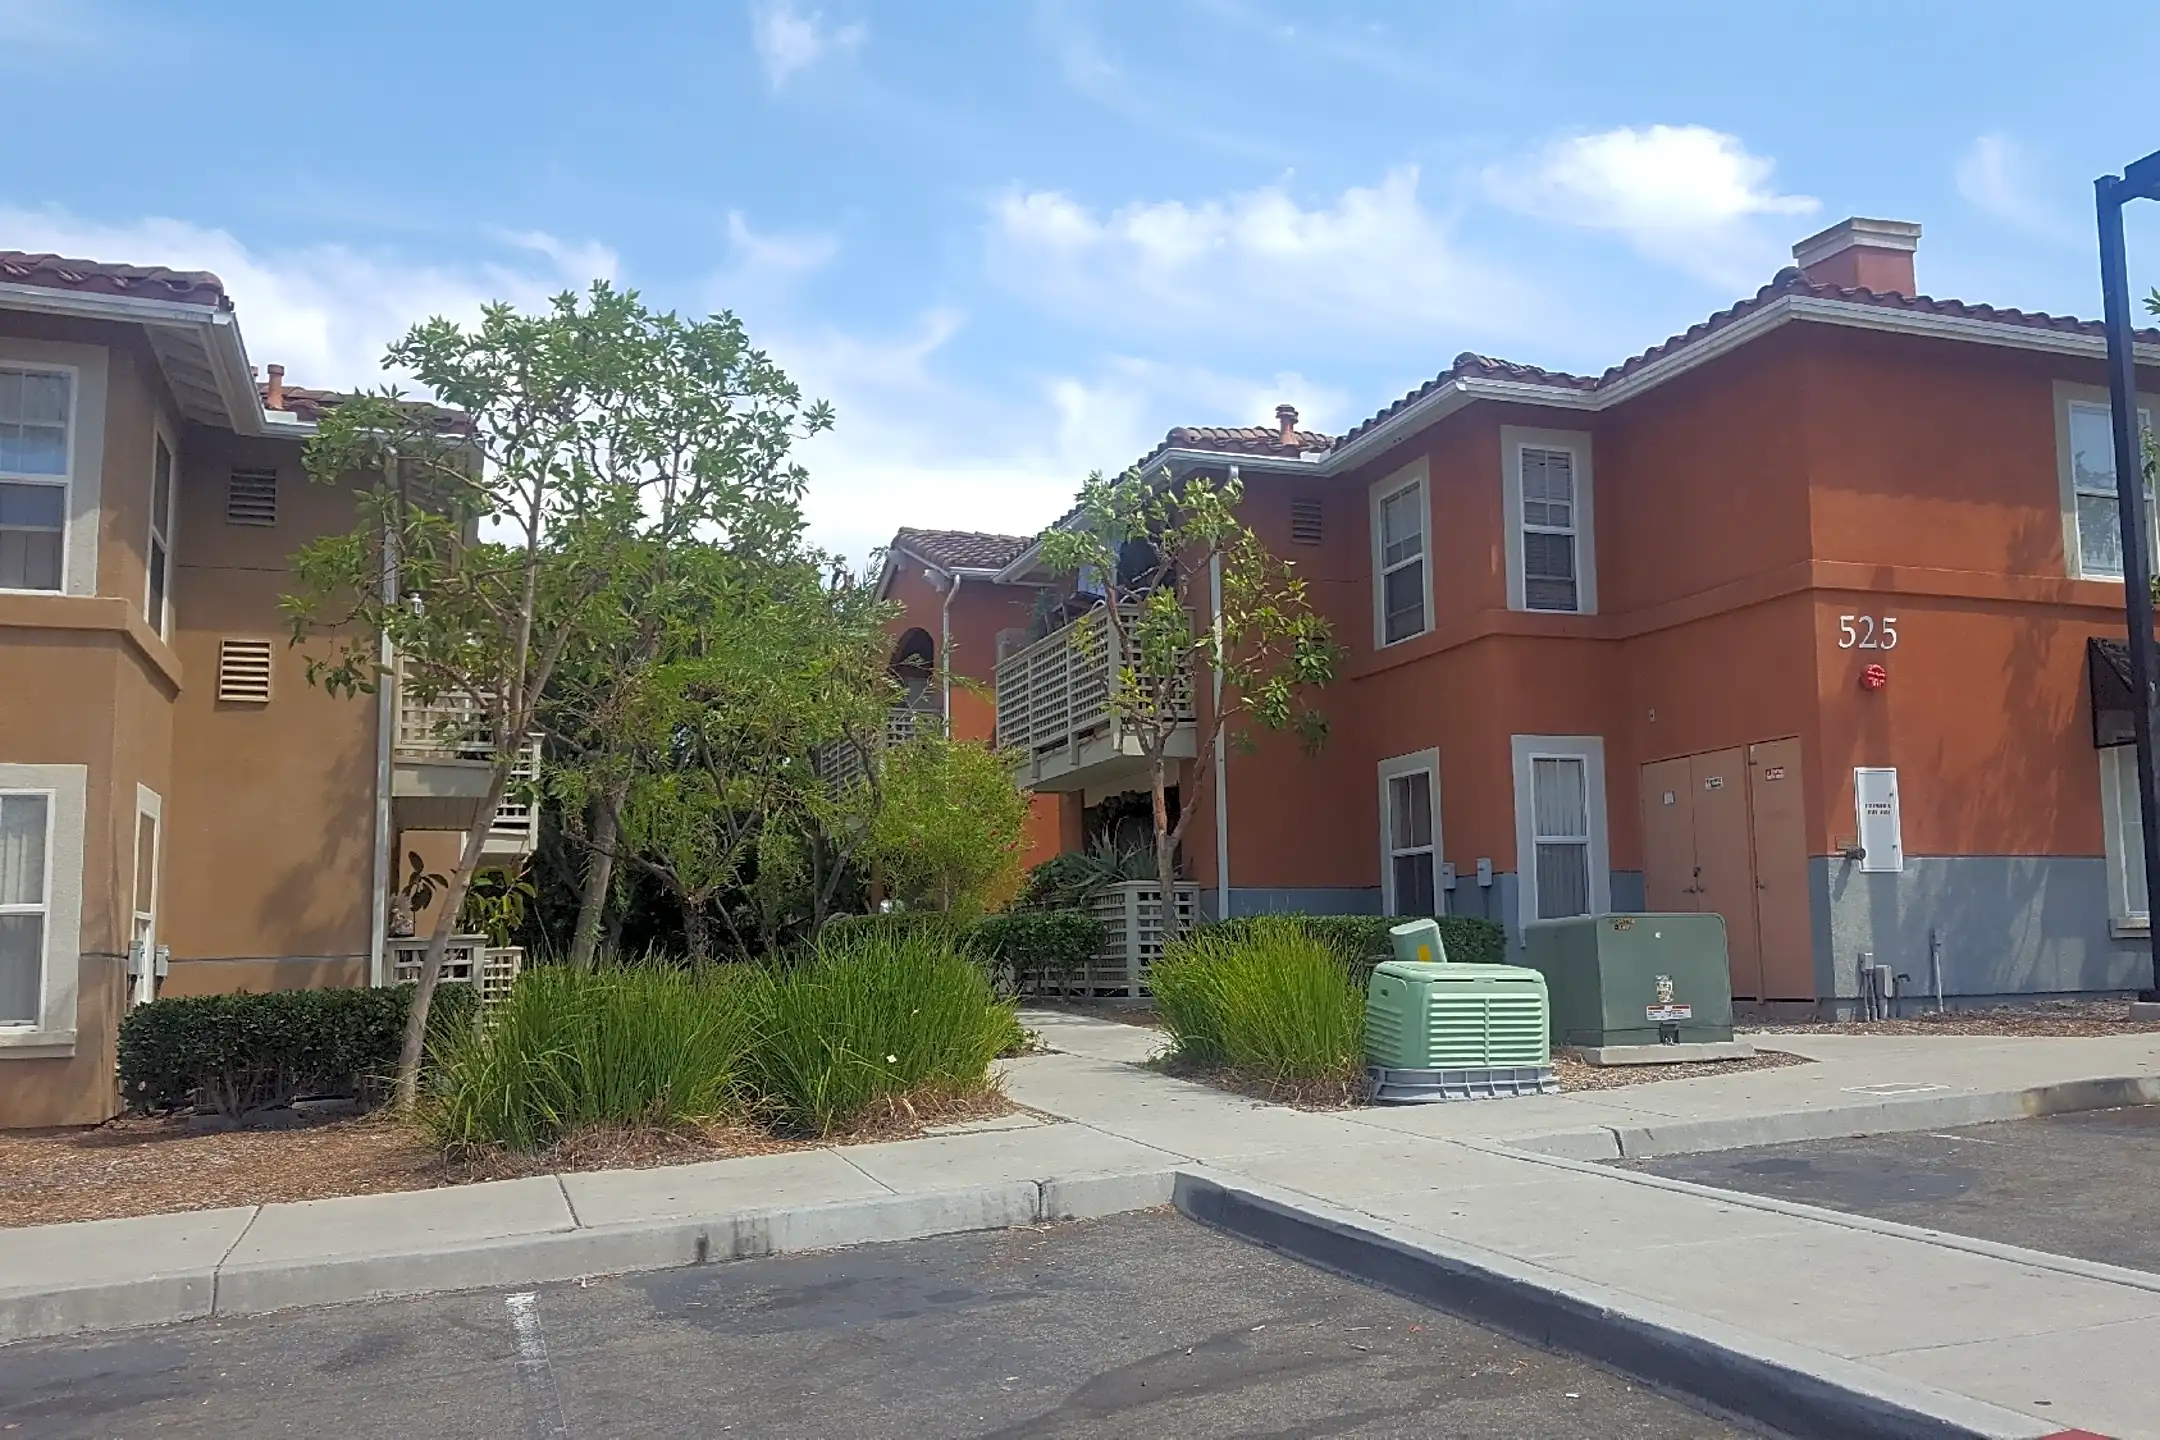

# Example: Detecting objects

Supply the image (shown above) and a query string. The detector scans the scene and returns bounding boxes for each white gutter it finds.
[940,570,962,723]
[0,281,266,435]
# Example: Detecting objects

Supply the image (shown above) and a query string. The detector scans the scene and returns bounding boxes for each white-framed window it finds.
[0,364,73,593]
[1510,734,1611,930]
[1369,458,1431,647]
[1502,427,1596,615]
[146,429,176,634]
[2100,746,2149,928]
[0,764,86,1049]
[1378,749,1441,918]
[132,785,162,1006]
[0,791,51,1026]
[2060,390,2155,580]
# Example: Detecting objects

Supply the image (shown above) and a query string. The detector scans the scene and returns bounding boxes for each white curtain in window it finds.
[0,794,47,1024]
[1531,756,1590,918]
[2106,747,2149,919]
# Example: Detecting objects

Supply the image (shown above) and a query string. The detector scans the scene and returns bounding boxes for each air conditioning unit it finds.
[1364,959,1557,1103]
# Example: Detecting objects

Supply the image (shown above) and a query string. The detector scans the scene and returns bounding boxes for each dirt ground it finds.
[1746,996,2160,1038]
[0,1090,1018,1230]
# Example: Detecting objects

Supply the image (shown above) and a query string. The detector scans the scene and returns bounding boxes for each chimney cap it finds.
[264,362,286,412]
[1274,402,1299,447]
[1792,217,1922,269]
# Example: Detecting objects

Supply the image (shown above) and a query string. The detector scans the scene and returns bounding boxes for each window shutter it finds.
[227,468,278,526]
[1289,497,1323,545]
[217,638,274,703]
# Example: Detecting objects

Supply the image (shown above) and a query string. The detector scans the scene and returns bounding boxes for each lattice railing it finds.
[993,607,1193,767]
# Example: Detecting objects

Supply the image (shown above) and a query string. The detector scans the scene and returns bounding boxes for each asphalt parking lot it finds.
[1624,1104,2160,1273]
[0,1209,1762,1440]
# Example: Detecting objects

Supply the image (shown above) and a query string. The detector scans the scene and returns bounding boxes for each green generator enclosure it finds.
[1364,961,1552,1070]
[1520,913,1735,1047]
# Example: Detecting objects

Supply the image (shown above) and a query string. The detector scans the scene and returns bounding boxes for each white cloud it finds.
[746,304,1348,570]
[1956,132,2076,243]
[1486,124,1817,288]
[988,166,1536,343]
[0,205,616,395]
[750,2,866,90]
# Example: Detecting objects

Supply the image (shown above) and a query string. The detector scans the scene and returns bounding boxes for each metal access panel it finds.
[1521,913,1735,1048]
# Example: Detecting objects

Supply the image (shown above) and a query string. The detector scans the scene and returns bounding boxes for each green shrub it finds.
[422,964,755,1155]
[817,911,961,948]
[118,984,478,1116]
[1152,916,1364,1086]
[1187,912,1507,983]
[745,927,1017,1135]
[969,909,1102,994]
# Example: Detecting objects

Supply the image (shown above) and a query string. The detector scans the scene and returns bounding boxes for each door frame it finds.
[132,784,162,1006]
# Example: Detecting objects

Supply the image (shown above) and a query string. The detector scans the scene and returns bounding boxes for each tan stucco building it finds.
[0,252,529,1127]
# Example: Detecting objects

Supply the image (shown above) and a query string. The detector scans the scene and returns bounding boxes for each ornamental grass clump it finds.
[1152,916,1365,1102]
[746,927,1020,1135]
[422,961,754,1155]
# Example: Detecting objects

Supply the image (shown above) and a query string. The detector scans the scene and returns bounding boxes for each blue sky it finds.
[8,0,2160,565]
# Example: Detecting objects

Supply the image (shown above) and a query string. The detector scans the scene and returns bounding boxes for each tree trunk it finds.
[393,757,512,1111]
[1150,755,1180,936]
[683,901,711,967]
[568,780,626,971]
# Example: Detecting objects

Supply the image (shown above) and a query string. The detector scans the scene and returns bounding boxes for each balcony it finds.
[390,660,540,857]
[813,702,944,788]
[994,607,1195,794]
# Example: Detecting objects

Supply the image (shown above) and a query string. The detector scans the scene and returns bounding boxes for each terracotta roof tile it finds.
[1333,268,2160,449]
[0,250,229,309]
[1161,424,1334,456]
[892,527,1035,572]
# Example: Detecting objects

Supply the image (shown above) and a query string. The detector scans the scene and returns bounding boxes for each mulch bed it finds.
[0,1089,1017,1230]
[1152,1047,1811,1111]
[1747,997,2160,1038]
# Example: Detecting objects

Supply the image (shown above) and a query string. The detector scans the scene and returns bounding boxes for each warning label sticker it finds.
[1645,1003,1694,1022]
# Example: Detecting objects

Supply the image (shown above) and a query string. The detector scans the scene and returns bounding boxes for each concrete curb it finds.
[1506,1074,2160,1161]
[1172,1169,2057,1440]
[0,1171,1178,1345]
[1476,1137,2160,1300]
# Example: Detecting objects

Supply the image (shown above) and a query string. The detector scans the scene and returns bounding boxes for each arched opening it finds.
[891,627,936,711]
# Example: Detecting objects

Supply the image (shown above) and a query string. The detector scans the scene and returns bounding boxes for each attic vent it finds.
[216,638,274,703]
[227,468,278,526]
[1289,497,1324,545]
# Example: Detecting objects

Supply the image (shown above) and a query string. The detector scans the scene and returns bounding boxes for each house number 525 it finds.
[1837,615,1898,649]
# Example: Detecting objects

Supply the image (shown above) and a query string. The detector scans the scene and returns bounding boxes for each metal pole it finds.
[2096,173,2160,999]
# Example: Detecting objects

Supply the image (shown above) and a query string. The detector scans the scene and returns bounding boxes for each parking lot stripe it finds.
[505,1291,570,1440]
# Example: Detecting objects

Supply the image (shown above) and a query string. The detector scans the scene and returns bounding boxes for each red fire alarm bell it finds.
[1860,664,1888,691]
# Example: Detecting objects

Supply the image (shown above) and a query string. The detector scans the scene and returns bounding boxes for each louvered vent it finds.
[227,468,278,526]
[1289,497,1324,545]
[217,638,274,703]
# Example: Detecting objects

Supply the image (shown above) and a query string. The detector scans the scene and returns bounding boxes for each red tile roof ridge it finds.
[890,527,1036,571]
[0,250,229,309]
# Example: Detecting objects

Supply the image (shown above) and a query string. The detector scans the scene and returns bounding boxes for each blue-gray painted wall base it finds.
[1808,854,2148,1002]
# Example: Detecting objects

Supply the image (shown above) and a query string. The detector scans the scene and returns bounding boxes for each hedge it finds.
[117,983,478,1117]
[819,909,1104,996]
[1186,913,1507,985]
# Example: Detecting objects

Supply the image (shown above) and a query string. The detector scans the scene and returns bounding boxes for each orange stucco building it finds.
[0,253,530,1126]
[937,217,2160,1014]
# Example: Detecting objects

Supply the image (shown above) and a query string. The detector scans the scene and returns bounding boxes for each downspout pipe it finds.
[1210,543,1230,920]
[940,569,962,727]
[367,450,398,987]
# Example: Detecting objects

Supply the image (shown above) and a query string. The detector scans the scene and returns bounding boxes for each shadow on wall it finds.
[246,709,377,976]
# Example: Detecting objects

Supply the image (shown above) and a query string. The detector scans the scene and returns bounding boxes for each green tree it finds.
[285,282,825,1106]
[863,734,1034,918]
[1038,465,1338,917]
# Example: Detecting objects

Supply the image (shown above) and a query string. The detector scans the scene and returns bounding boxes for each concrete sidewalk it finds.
[8,1012,2159,1437]
[1005,1013,2160,1439]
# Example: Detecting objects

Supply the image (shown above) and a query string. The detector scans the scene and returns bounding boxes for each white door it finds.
[1854,767,1902,874]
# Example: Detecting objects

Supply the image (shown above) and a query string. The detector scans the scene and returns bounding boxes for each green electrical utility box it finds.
[1365,961,1552,1070]
[1520,913,1734,1048]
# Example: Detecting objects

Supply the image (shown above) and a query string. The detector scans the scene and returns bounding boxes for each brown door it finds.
[1640,757,1698,913]
[1690,747,1764,1000]
[1747,737,1813,1000]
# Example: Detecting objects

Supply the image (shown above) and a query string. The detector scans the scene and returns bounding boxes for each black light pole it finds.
[2097,147,2160,1001]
